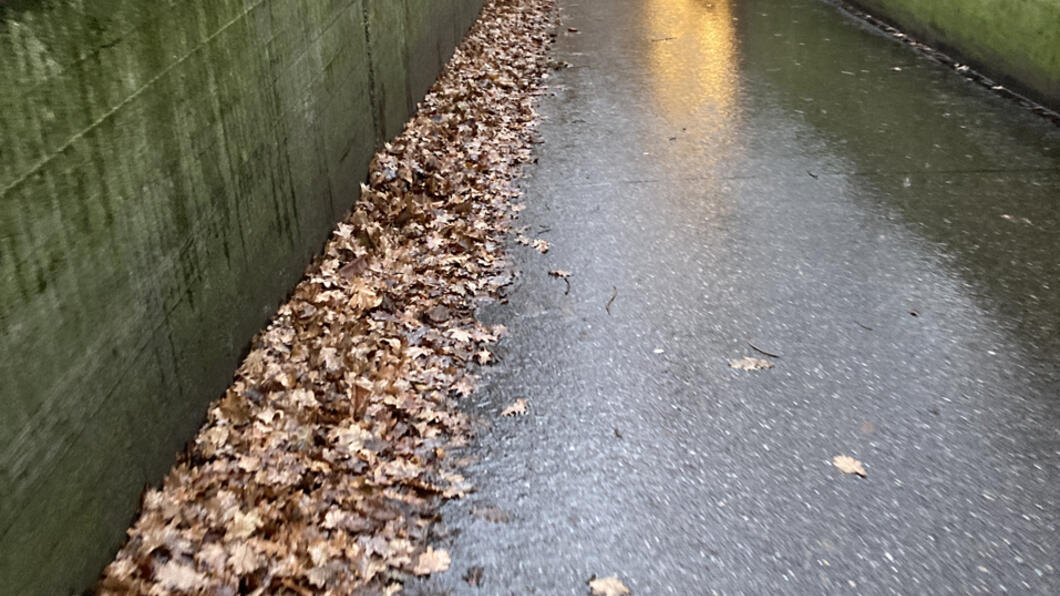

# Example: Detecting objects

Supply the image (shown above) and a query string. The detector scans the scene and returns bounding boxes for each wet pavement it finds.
[419,0,1060,593]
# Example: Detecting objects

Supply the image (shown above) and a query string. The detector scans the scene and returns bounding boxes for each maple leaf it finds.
[589,576,631,596]
[334,424,372,453]
[226,509,262,540]
[228,543,262,575]
[155,561,206,592]
[195,543,228,572]
[320,346,343,372]
[729,356,773,371]
[501,398,528,416]
[412,546,451,575]
[348,283,382,311]
[306,565,332,588]
[833,455,867,477]
[452,376,476,397]
[448,328,473,343]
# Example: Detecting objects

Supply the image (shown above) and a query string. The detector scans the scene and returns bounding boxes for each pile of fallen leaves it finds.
[98,1,553,593]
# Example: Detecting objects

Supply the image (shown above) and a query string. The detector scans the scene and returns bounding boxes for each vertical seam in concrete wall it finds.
[360,1,382,144]
[400,0,416,116]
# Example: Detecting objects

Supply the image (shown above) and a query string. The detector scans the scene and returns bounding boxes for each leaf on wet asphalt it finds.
[501,398,528,416]
[833,455,867,477]
[729,356,773,371]
[464,565,485,586]
[413,546,451,576]
[549,269,572,294]
[470,503,512,523]
[589,575,631,596]
[1000,214,1032,225]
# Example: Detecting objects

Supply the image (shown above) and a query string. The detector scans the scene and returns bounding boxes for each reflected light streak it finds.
[645,0,739,129]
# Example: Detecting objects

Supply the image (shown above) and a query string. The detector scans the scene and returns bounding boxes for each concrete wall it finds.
[0,0,482,593]
[847,0,1060,109]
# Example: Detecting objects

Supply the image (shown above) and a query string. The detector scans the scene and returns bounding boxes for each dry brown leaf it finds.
[229,543,263,575]
[833,455,867,477]
[531,238,550,254]
[155,561,206,592]
[548,269,572,278]
[729,356,773,371]
[413,546,451,575]
[226,509,262,540]
[589,576,631,596]
[501,398,528,416]
[448,328,473,343]
[470,503,512,523]
[463,565,485,586]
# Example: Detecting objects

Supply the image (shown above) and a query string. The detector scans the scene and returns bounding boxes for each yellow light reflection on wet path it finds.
[644,0,739,130]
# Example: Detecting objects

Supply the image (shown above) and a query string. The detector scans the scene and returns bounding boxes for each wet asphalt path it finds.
[419,0,1060,594]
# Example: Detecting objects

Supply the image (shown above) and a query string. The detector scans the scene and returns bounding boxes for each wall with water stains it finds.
[0,1,482,592]
[848,0,1060,109]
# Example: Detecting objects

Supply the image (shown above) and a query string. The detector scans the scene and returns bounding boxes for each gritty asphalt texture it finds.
[417,0,1060,594]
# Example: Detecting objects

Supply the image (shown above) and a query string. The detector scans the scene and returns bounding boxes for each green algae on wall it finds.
[847,0,1060,108]
[0,1,482,594]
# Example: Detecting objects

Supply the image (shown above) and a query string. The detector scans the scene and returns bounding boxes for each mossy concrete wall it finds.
[0,0,482,593]
[847,0,1060,108]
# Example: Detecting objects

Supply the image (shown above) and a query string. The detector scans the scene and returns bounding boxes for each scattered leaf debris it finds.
[98,0,555,592]
[413,546,451,576]
[729,356,773,371]
[605,286,618,315]
[1000,214,1032,225]
[501,398,528,417]
[747,342,780,358]
[833,455,867,477]
[470,503,512,523]
[589,575,632,596]
[549,269,573,294]
[464,565,485,586]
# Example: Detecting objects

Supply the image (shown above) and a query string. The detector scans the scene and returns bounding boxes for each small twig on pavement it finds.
[855,321,873,331]
[748,342,780,358]
[651,36,676,42]
[606,286,618,315]
[807,170,819,179]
